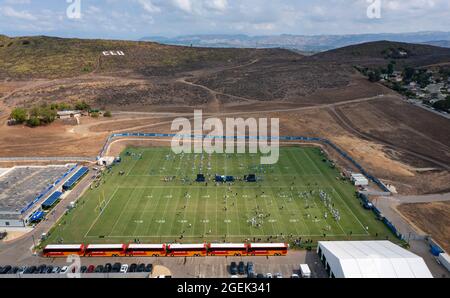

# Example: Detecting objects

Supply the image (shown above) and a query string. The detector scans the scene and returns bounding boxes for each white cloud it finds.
[1,0,450,39]
[1,6,36,20]
[172,0,192,13]
[206,0,228,12]
[136,0,161,13]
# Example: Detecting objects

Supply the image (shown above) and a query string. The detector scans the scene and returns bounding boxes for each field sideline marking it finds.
[84,186,120,238]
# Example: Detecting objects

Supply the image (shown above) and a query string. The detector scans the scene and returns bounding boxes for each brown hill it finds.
[312,40,450,68]
[0,35,269,79]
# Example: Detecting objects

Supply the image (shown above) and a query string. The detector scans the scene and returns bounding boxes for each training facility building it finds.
[317,241,433,278]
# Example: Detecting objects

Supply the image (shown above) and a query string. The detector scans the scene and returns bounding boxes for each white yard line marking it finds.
[108,188,139,236]
[84,186,119,238]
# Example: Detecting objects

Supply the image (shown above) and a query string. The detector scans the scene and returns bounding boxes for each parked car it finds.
[266,273,273,278]
[103,263,112,273]
[137,263,146,273]
[37,265,47,274]
[247,262,255,275]
[144,264,153,273]
[129,263,138,273]
[87,265,95,273]
[0,265,11,274]
[291,274,300,278]
[230,262,238,275]
[80,266,88,273]
[45,266,54,274]
[274,273,283,278]
[52,267,61,274]
[112,263,122,273]
[95,265,104,273]
[9,267,19,274]
[24,266,37,274]
[60,266,69,274]
[120,264,129,274]
[238,262,245,275]
[17,266,28,275]
[256,273,265,279]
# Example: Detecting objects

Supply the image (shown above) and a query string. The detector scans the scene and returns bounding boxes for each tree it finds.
[39,106,57,124]
[103,111,112,117]
[368,69,381,82]
[387,61,395,75]
[26,117,41,127]
[74,101,90,111]
[403,67,415,81]
[10,108,27,123]
[433,99,450,112]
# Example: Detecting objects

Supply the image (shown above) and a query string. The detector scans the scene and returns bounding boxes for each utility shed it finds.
[317,241,433,278]
[351,173,369,186]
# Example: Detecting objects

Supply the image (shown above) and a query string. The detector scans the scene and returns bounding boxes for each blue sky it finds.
[0,0,449,39]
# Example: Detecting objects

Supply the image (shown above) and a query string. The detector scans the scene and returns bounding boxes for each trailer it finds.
[300,264,311,278]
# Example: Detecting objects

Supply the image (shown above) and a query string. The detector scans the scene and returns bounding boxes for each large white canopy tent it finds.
[317,241,433,278]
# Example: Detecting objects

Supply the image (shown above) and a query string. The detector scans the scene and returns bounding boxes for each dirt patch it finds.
[398,201,450,253]
[1,230,31,242]
[0,120,108,157]
[336,98,450,168]
[332,135,415,177]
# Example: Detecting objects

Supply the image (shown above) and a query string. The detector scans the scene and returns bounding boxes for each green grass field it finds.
[44,146,395,246]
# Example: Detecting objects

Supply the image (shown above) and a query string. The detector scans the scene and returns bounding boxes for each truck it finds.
[438,253,450,272]
[300,264,311,278]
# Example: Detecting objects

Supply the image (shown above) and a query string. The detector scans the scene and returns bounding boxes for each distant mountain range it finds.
[141,32,450,52]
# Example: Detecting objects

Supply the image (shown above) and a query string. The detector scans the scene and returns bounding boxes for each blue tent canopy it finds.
[63,167,89,190]
[42,191,63,209]
[30,210,45,222]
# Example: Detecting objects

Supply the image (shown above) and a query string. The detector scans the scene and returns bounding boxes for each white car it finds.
[275,273,283,278]
[230,275,239,278]
[291,274,300,278]
[60,266,69,274]
[120,264,128,274]
[266,273,273,278]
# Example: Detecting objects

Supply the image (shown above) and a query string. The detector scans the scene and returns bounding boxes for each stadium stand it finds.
[0,166,70,226]
[62,167,89,191]
[41,191,63,210]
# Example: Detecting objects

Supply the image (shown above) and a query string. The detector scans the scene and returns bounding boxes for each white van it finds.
[300,264,311,278]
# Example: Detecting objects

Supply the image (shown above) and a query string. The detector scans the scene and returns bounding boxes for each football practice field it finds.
[45,146,394,246]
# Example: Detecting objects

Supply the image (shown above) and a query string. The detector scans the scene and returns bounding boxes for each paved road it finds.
[406,99,450,120]
[372,194,449,278]
[393,193,450,204]
[0,157,96,162]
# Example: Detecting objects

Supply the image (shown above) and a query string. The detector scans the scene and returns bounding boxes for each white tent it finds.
[317,241,433,278]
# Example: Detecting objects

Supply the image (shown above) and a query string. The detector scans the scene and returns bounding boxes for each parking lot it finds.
[0,250,327,278]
